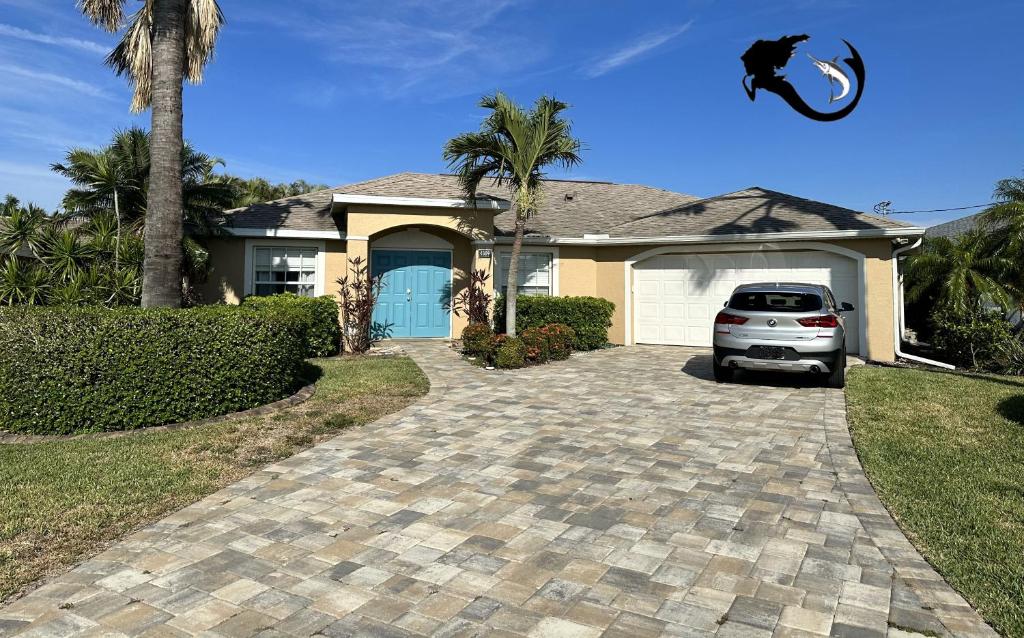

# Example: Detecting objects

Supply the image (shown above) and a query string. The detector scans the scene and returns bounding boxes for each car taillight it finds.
[797,314,839,328]
[714,311,748,325]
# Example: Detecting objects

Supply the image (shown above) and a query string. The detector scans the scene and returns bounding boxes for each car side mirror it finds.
[839,302,855,312]
[723,300,728,307]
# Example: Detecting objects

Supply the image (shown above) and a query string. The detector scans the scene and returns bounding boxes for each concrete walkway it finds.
[0,344,994,637]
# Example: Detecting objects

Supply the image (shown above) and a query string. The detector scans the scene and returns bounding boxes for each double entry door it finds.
[371,250,452,338]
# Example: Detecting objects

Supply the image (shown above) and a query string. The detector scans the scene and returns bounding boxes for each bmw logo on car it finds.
[767,318,778,327]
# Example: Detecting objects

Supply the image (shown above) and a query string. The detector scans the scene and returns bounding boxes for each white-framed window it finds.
[496,250,557,296]
[252,246,318,297]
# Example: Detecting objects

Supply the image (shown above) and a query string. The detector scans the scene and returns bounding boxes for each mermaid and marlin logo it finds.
[741,34,866,121]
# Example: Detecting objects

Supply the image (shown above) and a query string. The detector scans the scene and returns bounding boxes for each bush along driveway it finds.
[847,365,1024,637]
[1,345,995,637]
[0,355,428,607]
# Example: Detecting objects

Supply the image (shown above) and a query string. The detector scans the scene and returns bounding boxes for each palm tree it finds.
[78,0,224,307]
[443,93,583,336]
[53,128,234,278]
[905,228,1019,317]
[984,177,1024,246]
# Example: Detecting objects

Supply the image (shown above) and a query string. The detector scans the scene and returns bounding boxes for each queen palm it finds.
[982,177,1024,309]
[905,228,1019,317]
[78,0,224,307]
[443,93,583,336]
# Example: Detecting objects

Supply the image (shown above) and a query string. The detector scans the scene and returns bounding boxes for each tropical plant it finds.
[78,0,225,308]
[449,269,492,325]
[214,175,330,209]
[0,196,48,256]
[0,196,143,307]
[52,128,234,295]
[443,92,582,336]
[981,176,1024,311]
[337,257,384,354]
[904,228,1019,318]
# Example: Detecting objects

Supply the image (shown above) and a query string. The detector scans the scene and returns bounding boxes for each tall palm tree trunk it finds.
[141,0,187,308]
[113,186,121,268]
[505,211,526,337]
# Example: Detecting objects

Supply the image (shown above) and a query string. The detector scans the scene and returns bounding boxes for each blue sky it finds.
[0,0,1020,227]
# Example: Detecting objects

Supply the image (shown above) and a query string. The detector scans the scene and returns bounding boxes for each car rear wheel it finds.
[825,348,846,388]
[713,359,733,383]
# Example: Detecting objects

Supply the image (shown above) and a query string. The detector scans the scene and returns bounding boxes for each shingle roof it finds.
[925,211,988,239]
[221,172,918,239]
[606,187,915,238]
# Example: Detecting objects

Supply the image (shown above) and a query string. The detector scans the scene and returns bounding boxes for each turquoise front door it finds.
[371,250,452,338]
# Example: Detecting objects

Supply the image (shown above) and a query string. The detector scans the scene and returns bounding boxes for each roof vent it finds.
[564,191,578,202]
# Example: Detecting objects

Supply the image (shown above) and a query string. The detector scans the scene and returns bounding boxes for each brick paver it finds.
[0,344,995,637]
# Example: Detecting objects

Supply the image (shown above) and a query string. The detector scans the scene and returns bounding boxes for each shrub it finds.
[462,322,495,358]
[243,293,340,357]
[492,335,527,369]
[0,305,308,435]
[544,323,576,361]
[495,295,614,350]
[931,309,1015,371]
[449,269,492,326]
[337,257,383,353]
[520,327,549,363]
[996,335,1024,375]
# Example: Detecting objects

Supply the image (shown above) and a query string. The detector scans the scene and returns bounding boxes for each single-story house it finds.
[202,172,925,361]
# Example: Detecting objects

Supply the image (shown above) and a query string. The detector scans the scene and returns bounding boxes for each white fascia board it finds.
[226,228,343,239]
[493,227,926,245]
[331,193,511,211]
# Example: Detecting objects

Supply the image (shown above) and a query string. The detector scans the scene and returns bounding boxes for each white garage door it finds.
[633,251,860,353]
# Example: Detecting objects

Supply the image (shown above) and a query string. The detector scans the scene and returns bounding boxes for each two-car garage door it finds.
[633,251,860,353]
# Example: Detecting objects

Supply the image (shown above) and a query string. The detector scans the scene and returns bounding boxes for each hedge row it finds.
[0,305,309,435]
[242,293,340,357]
[495,295,614,350]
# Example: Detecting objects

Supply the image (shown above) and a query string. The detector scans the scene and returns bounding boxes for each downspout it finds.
[891,238,955,369]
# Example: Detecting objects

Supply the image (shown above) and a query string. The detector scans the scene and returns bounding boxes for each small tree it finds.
[337,257,383,354]
[449,269,492,325]
[443,93,582,336]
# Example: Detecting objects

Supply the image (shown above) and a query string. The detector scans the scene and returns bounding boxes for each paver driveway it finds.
[1,344,993,638]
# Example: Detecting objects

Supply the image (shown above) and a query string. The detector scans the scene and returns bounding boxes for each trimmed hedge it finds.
[461,323,495,358]
[544,323,575,361]
[520,327,549,364]
[493,335,527,369]
[0,305,308,435]
[496,295,614,350]
[243,293,340,357]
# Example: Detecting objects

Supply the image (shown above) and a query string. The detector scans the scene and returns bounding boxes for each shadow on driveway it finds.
[680,352,828,389]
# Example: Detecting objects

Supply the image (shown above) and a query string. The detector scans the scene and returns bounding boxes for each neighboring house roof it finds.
[221,172,919,239]
[925,211,989,239]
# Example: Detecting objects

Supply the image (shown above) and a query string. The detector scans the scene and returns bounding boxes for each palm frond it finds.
[77,0,125,31]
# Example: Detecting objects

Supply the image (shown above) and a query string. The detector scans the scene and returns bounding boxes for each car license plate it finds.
[755,346,786,360]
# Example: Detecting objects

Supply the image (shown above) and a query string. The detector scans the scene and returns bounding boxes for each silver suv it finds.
[712,283,853,388]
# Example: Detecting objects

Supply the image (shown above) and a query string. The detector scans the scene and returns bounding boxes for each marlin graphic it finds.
[741,35,866,122]
[807,54,850,103]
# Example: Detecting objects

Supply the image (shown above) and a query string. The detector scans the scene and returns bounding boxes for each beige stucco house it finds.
[201,172,924,361]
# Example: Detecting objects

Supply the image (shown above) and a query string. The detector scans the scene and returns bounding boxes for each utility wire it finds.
[873,201,991,216]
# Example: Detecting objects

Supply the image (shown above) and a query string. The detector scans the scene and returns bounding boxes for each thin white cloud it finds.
[0,23,107,55]
[0,64,108,98]
[585,21,694,78]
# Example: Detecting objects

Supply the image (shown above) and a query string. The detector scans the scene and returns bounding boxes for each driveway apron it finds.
[0,343,995,637]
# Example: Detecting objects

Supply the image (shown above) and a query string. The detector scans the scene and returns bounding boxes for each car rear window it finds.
[729,292,823,312]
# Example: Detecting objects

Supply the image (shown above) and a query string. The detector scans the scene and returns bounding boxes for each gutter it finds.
[494,226,926,246]
[891,238,955,369]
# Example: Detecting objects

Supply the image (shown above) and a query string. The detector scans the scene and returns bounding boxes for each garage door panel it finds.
[634,250,860,353]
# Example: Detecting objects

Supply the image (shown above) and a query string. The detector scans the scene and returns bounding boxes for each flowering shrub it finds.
[544,323,576,361]
[520,327,550,363]
[462,322,495,358]
[492,334,527,369]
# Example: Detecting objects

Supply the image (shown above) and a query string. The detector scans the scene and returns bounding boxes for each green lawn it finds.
[0,355,428,604]
[846,366,1024,637]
